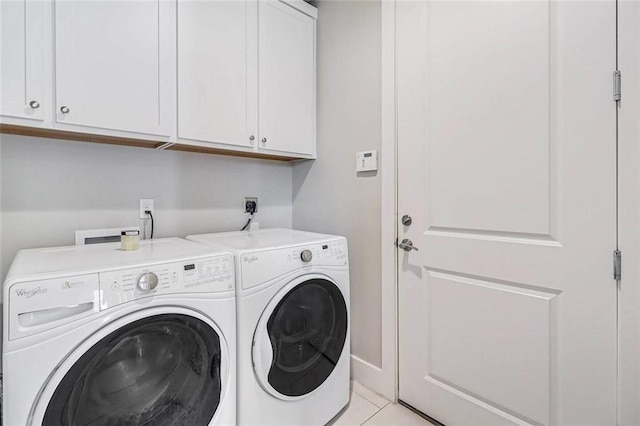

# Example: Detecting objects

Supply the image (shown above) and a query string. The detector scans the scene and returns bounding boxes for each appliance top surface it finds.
[186,228,345,252]
[4,238,228,282]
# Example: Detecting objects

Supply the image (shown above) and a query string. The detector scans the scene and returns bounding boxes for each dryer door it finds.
[42,314,223,426]
[253,276,348,398]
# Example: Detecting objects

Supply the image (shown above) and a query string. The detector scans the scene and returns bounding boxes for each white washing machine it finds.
[2,238,236,425]
[186,228,350,425]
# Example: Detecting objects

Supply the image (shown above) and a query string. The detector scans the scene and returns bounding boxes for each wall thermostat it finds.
[356,150,378,172]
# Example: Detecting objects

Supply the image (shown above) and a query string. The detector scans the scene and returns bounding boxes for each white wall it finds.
[0,134,293,280]
[293,0,383,370]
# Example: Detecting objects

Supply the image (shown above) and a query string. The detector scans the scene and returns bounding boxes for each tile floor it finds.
[329,381,436,426]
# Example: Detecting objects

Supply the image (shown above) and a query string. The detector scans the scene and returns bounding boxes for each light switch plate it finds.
[356,150,378,172]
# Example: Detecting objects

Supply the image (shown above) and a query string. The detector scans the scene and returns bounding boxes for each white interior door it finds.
[397,1,617,425]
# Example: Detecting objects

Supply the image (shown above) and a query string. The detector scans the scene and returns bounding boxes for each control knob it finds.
[137,272,159,292]
[300,249,313,263]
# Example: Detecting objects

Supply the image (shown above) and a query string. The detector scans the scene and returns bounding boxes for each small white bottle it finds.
[121,230,140,251]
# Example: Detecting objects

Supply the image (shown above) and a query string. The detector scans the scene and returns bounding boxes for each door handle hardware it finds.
[398,238,419,252]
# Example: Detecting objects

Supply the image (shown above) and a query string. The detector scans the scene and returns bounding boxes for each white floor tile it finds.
[363,403,435,426]
[329,390,380,426]
[351,381,390,409]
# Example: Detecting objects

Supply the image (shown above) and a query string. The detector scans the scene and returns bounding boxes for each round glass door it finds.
[265,278,348,397]
[43,314,222,426]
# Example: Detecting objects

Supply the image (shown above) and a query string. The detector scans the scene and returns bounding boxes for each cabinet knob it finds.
[261,137,267,143]
[60,106,70,114]
[249,135,255,141]
[29,100,40,109]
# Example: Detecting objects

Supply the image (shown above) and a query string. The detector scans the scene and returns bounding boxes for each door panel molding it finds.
[425,271,557,425]
[423,0,552,237]
[424,227,562,246]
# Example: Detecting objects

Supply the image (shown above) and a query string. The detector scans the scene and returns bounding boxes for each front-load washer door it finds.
[253,276,348,399]
[42,314,222,426]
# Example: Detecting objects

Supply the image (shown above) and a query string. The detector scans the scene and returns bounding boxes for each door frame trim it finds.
[617,2,640,424]
[381,1,638,422]
[380,0,398,402]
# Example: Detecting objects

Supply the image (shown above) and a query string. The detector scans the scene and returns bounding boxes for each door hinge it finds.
[614,250,622,281]
[613,70,621,102]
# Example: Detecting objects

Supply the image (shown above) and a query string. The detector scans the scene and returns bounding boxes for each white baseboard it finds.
[350,354,384,395]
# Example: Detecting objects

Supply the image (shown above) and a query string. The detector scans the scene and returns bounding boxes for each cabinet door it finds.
[258,1,315,156]
[55,0,175,136]
[0,0,45,121]
[178,0,257,148]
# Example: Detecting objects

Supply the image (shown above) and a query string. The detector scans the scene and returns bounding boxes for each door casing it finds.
[378,2,640,425]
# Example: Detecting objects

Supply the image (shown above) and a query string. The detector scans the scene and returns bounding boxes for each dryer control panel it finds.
[240,238,348,290]
[285,240,347,263]
[99,254,234,310]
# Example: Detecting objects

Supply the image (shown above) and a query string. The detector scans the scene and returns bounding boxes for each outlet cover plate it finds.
[139,199,155,219]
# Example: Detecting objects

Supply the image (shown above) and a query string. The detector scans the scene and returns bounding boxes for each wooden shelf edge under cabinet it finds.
[0,124,309,162]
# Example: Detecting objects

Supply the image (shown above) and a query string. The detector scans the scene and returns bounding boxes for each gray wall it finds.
[293,0,382,367]
[0,134,293,280]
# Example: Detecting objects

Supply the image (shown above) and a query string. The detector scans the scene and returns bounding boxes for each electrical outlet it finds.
[140,199,154,219]
[244,197,258,213]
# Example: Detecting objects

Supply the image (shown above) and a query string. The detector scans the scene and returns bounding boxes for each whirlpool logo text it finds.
[15,286,48,298]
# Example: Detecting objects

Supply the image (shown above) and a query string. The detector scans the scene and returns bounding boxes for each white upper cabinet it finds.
[258,0,315,156]
[54,0,175,136]
[178,0,316,158]
[0,0,316,160]
[0,0,46,121]
[178,0,257,148]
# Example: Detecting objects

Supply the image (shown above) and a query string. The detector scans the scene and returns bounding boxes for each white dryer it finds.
[186,228,350,425]
[2,238,236,425]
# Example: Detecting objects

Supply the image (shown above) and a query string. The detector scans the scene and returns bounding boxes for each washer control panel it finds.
[100,254,233,310]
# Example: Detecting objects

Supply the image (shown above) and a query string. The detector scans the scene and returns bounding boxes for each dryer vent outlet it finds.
[244,197,258,214]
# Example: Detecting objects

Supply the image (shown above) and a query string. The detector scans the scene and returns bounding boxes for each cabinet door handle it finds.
[261,137,267,143]
[249,135,255,141]
[60,106,70,114]
[29,100,40,109]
